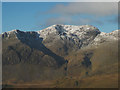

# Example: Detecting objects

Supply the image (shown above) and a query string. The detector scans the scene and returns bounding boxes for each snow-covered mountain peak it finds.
[6,29,20,34]
[35,24,101,49]
[2,29,21,38]
[90,30,120,46]
[46,24,99,32]
[37,24,100,40]
[2,25,119,49]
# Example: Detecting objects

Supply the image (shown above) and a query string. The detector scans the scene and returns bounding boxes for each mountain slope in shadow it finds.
[15,30,66,67]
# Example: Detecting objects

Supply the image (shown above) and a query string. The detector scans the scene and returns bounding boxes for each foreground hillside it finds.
[2,24,119,88]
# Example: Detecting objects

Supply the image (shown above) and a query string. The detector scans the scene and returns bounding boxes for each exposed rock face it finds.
[2,25,119,57]
[37,24,101,49]
[90,30,119,46]
[37,24,101,56]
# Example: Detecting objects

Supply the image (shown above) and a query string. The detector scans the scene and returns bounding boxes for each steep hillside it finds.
[2,24,119,88]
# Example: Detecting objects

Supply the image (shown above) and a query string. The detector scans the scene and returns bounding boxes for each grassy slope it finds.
[2,35,119,88]
[54,41,118,88]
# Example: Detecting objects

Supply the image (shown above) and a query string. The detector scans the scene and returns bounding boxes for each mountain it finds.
[2,24,119,88]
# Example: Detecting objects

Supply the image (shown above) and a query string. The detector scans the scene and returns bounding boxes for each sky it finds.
[2,2,118,33]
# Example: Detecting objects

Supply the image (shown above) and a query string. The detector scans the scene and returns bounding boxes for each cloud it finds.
[44,16,103,26]
[35,2,118,29]
[46,17,72,25]
[49,2,118,16]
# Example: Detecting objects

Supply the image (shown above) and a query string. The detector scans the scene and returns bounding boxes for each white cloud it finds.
[34,2,118,28]
[45,17,72,25]
[44,16,104,26]
[40,2,118,26]
[49,2,118,16]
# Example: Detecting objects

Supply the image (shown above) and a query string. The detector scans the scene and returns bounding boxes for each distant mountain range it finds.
[2,24,119,88]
